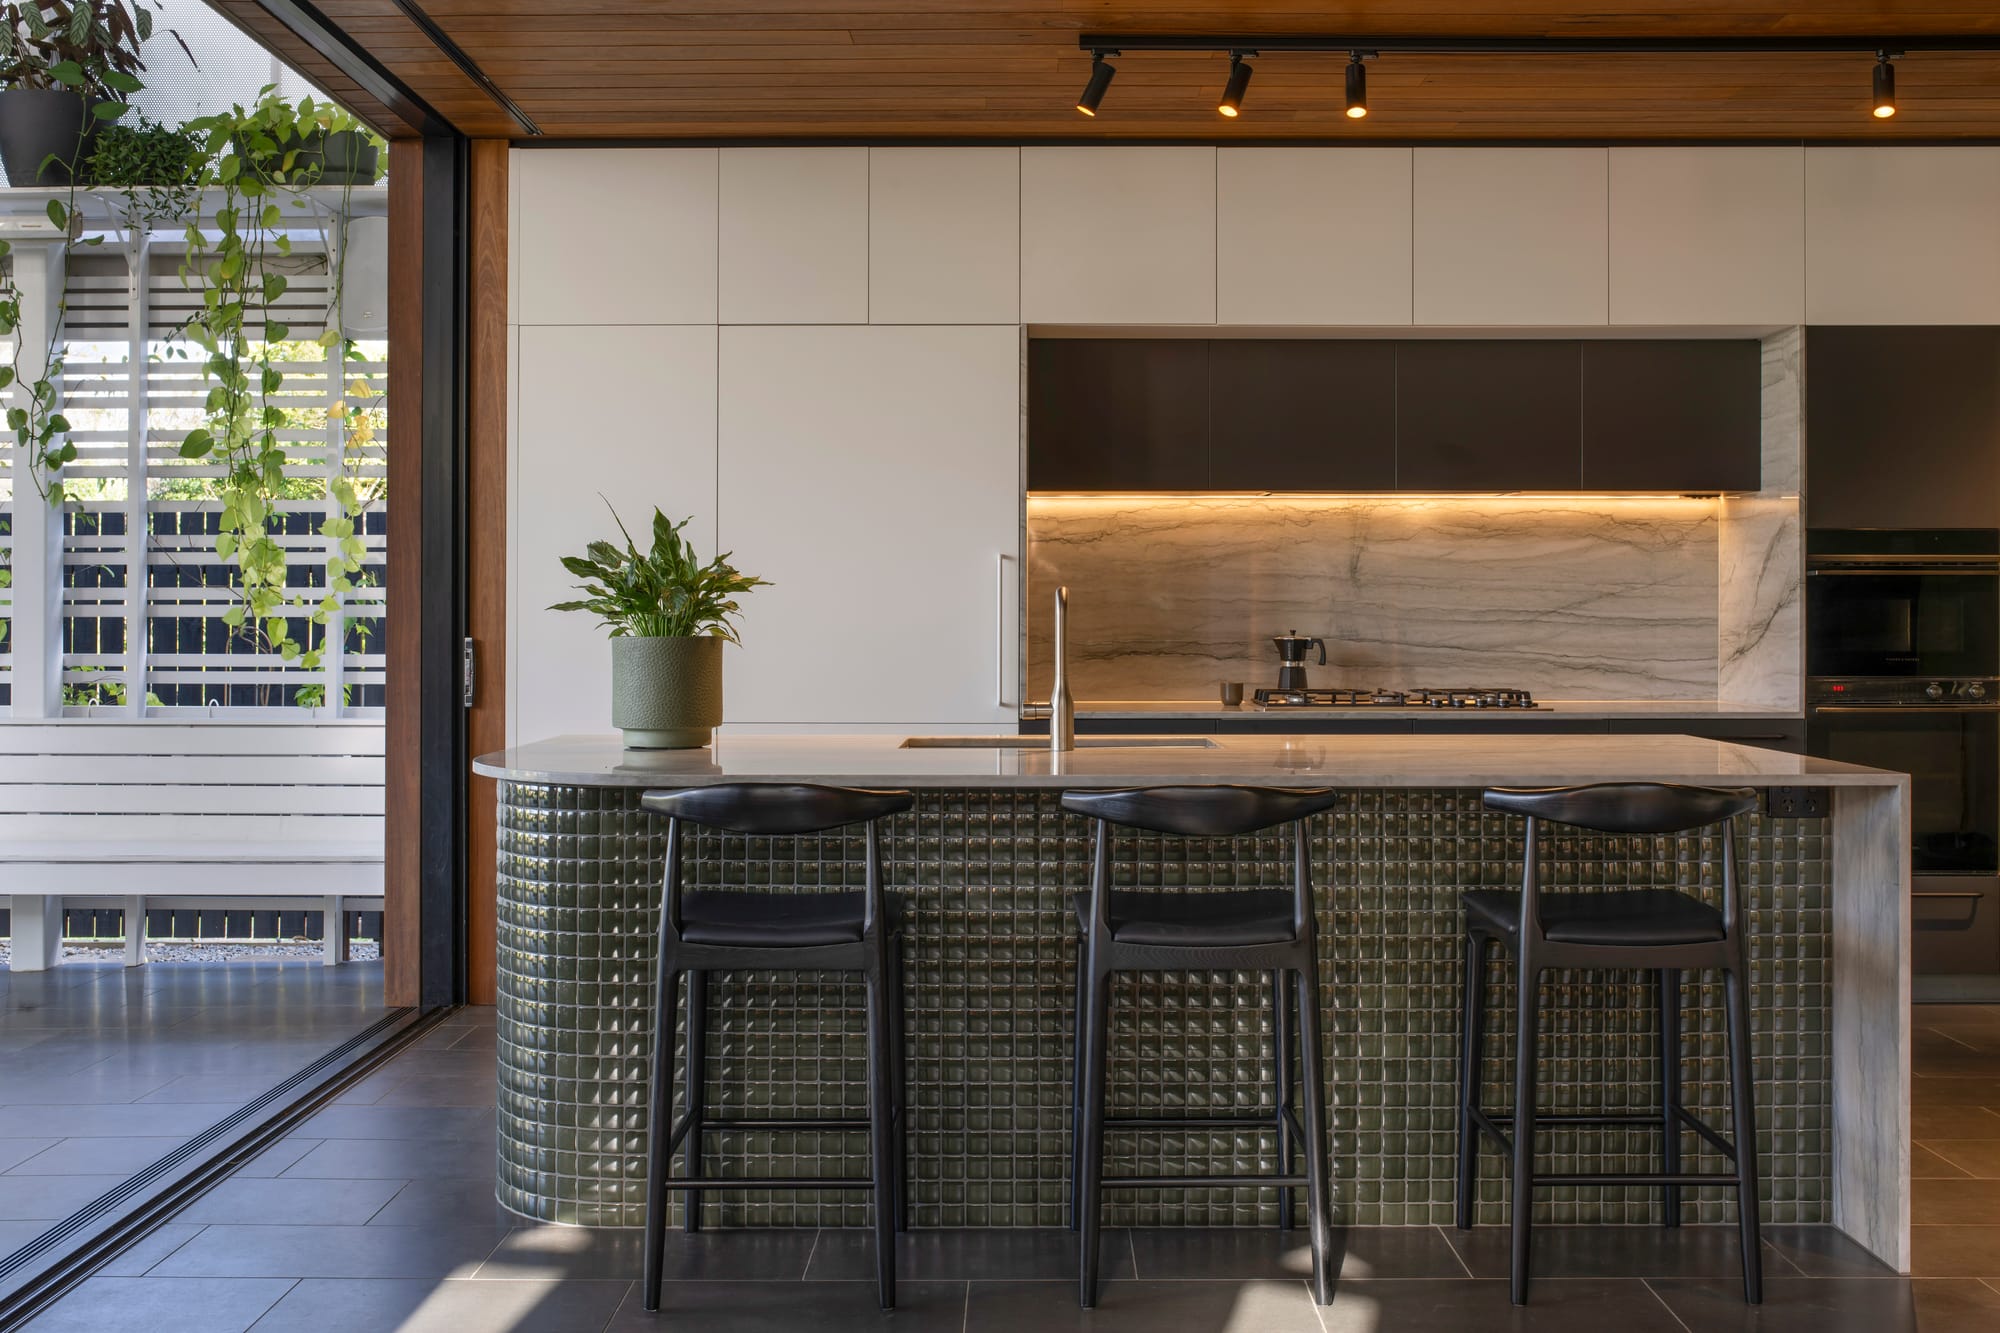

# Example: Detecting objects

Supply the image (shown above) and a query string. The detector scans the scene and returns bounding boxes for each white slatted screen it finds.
[49,242,386,716]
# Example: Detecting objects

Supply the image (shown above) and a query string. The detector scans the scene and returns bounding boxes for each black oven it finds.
[1808,531,2000,981]
[1806,529,2000,678]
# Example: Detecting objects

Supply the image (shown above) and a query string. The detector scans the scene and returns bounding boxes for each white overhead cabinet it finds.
[718,326,1021,727]
[869,147,1021,324]
[1609,147,1805,325]
[1020,146,1217,324]
[1805,147,2000,324]
[719,147,869,324]
[511,325,719,745]
[1414,148,1609,325]
[1217,148,1414,325]
[513,148,718,325]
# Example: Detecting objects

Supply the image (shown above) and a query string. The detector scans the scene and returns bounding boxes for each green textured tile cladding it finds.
[492,784,1830,1230]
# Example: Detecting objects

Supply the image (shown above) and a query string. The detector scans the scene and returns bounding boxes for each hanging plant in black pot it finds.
[0,2,167,186]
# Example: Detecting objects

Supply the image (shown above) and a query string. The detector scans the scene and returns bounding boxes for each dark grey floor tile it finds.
[148,1224,510,1280]
[1763,1225,1900,1278]
[1443,1222,1760,1280]
[96,1223,206,1276]
[0,1175,123,1221]
[1913,1225,2000,1277]
[1916,1278,2000,1332]
[365,1177,524,1228]
[478,1225,818,1282]
[0,1104,243,1139]
[1912,1105,2000,1139]
[363,1074,499,1109]
[1916,1178,2000,1224]
[606,1279,966,1332]
[180,1177,409,1226]
[1129,1225,1468,1281]
[0,1138,61,1173]
[23,1276,296,1332]
[0,1219,54,1254]
[232,1139,322,1179]
[966,1279,1324,1333]
[0,1070,178,1105]
[250,1277,632,1333]
[1649,1276,1922,1333]
[281,1136,495,1181]
[289,1104,495,1141]
[5,1137,187,1177]
[1311,1277,1687,1333]
[137,1076,293,1106]
[807,1227,1137,1282]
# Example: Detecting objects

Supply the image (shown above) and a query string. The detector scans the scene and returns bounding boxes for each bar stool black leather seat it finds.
[638,783,914,1314]
[1456,782,1764,1308]
[1062,785,1343,1310]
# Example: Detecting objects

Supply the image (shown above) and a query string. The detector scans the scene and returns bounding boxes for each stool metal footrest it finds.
[1475,1108,1738,1164]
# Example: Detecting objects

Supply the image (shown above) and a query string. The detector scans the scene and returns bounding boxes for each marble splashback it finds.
[1026,496,1724,700]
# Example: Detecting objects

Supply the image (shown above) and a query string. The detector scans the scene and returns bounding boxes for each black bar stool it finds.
[638,783,915,1313]
[1062,785,1343,1310]
[1455,782,1764,1307]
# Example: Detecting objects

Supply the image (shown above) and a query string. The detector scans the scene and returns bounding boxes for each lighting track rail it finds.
[1076,32,2000,121]
[1078,34,2000,56]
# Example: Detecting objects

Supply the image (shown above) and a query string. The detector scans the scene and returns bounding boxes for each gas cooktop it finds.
[1253,687,1544,710]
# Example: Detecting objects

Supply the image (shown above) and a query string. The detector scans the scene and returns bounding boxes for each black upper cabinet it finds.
[1394,341,1584,491]
[1027,339,1209,491]
[1028,336,1762,494]
[1207,341,1397,490]
[1806,327,2000,529]
[1581,340,1761,492]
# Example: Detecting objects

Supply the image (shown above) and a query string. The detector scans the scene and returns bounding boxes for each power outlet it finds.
[1762,786,1829,819]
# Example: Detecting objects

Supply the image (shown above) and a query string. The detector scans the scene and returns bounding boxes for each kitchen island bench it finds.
[473,733,1910,1271]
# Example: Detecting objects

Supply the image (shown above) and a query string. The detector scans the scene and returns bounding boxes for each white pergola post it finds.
[6,237,66,720]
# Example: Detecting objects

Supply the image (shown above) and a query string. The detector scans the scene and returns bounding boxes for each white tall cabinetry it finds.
[718,326,1020,727]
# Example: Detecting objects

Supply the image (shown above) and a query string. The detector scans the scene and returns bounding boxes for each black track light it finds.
[1218,52,1253,117]
[1077,53,1115,117]
[1872,52,1897,118]
[1345,52,1369,119]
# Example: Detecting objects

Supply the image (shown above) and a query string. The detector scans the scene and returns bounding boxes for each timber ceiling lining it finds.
[225,3,2000,140]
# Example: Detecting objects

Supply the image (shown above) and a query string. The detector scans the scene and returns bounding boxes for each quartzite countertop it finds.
[473,731,1910,1274]
[474,730,1870,790]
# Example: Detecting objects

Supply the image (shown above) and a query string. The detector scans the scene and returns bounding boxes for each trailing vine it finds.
[176,89,384,671]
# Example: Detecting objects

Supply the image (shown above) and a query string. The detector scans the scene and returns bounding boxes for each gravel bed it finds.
[0,940,381,965]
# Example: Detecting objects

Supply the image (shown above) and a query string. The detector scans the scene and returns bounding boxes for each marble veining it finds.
[1027,496,1722,700]
[1716,329,1805,711]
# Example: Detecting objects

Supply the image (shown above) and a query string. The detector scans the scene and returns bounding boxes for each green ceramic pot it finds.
[611,635,723,749]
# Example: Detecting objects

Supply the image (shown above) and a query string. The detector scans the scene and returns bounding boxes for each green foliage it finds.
[176,89,388,672]
[87,108,198,183]
[62,665,161,709]
[0,4,179,500]
[0,2,167,95]
[552,503,769,642]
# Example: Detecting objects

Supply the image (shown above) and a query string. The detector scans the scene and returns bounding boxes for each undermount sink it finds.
[900,736,1217,749]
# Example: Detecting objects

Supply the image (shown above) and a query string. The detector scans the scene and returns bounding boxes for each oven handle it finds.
[1914,890,1986,901]
[1807,567,2000,577]
[1811,704,2000,714]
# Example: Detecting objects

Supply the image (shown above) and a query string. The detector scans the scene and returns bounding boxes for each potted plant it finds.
[227,92,382,187]
[0,2,159,186]
[552,505,769,749]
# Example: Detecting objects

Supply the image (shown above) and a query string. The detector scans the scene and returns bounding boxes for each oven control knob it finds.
[1927,681,1946,700]
[1971,682,1988,700]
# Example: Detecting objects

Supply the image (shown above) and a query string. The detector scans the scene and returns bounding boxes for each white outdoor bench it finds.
[0,720,385,971]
